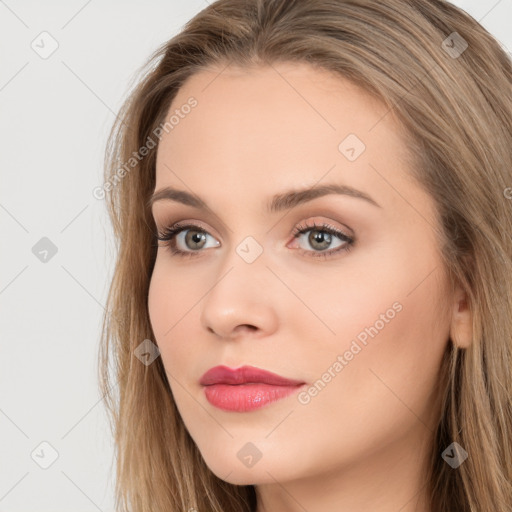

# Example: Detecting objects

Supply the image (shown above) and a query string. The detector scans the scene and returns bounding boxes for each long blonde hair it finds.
[98,1,512,510]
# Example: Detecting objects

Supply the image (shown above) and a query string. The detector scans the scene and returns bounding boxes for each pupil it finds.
[188,230,205,249]
[310,230,331,250]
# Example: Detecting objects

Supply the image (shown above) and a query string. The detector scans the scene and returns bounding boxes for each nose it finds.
[199,247,280,341]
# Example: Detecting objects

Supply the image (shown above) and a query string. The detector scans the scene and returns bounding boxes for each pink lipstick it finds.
[200,365,305,412]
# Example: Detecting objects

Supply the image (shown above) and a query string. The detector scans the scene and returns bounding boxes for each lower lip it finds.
[203,383,305,412]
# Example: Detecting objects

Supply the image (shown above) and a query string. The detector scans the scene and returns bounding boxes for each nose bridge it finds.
[214,216,271,284]
[199,232,279,338]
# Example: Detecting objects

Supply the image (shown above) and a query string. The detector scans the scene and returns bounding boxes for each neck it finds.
[255,425,434,512]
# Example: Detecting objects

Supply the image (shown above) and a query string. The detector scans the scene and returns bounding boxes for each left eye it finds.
[290,221,354,258]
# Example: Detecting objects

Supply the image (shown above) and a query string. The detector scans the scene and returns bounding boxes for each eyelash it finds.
[155,221,354,260]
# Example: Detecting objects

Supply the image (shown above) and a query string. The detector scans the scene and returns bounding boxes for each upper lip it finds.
[200,365,305,386]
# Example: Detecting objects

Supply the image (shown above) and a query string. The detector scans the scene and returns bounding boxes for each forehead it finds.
[159,61,399,151]
[153,61,422,216]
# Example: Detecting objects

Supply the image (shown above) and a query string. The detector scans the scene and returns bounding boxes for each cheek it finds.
[299,243,451,428]
[300,223,448,380]
[285,271,450,474]
[147,259,197,369]
[148,255,200,326]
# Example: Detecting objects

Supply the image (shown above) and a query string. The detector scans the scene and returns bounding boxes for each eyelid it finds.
[156,216,355,261]
[156,217,349,243]
[293,217,354,237]
[156,218,219,237]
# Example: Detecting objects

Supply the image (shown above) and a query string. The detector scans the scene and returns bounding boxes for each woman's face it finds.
[148,62,457,489]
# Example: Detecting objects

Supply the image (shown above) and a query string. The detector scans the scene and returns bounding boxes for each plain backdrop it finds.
[0,1,510,510]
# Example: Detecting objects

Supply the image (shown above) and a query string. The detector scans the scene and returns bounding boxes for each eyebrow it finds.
[147,182,381,213]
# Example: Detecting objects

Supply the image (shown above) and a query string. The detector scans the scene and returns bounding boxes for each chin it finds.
[202,453,279,485]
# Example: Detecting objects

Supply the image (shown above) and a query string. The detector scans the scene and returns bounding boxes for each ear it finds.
[449,286,473,349]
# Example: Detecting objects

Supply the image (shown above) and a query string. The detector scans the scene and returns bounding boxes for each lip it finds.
[200,365,306,412]
[200,365,304,386]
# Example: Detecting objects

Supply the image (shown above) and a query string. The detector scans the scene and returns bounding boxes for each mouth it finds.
[199,365,306,412]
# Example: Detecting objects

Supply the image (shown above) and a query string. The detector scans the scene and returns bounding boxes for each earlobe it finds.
[449,288,473,349]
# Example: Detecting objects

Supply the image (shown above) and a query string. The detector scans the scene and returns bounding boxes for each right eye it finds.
[156,222,220,257]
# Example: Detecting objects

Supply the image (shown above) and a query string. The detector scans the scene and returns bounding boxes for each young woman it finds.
[98,1,512,511]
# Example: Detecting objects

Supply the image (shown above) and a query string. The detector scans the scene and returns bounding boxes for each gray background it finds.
[1,1,510,510]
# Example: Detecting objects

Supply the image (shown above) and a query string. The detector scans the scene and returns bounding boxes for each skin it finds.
[147,61,472,512]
